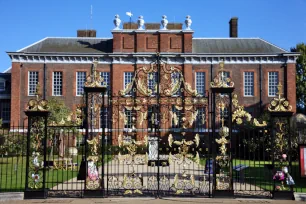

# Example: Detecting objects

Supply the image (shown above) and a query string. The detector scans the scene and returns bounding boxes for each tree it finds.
[291,43,306,113]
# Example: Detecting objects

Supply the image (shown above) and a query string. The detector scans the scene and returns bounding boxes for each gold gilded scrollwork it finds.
[210,60,234,88]
[167,133,201,194]
[268,83,292,112]
[26,83,49,111]
[118,63,199,97]
[232,94,267,127]
[112,135,148,194]
[85,59,106,88]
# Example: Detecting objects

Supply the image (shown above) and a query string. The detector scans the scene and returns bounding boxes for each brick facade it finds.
[8,27,297,126]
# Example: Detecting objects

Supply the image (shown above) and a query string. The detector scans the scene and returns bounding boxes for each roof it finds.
[192,38,287,54]
[19,37,113,53]
[15,37,288,54]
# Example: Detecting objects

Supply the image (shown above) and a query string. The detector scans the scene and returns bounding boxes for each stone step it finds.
[294,192,306,201]
[0,192,24,202]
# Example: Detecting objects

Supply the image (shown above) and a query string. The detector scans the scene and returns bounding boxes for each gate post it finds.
[24,85,49,199]
[268,83,294,200]
[83,59,108,197]
[210,60,235,198]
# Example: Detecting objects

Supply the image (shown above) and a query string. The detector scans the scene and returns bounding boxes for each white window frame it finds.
[100,72,110,95]
[243,72,254,97]
[268,72,279,97]
[28,71,39,96]
[123,72,134,96]
[195,72,205,96]
[52,72,63,96]
[76,72,86,96]
[100,107,109,131]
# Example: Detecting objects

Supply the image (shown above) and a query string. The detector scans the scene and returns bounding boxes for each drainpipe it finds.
[283,57,288,99]
[43,63,46,100]
[259,63,262,115]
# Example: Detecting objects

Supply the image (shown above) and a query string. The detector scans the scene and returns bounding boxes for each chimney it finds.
[229,17,238,38]
[77,30,96,37]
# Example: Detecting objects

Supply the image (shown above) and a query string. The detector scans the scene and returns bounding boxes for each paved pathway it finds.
[0,198,303,204]
[51,156,269,197]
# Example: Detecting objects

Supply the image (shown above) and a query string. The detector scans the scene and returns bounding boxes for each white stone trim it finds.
[2,66,12,73]
[111,29,193,34]
[7,53,298,64]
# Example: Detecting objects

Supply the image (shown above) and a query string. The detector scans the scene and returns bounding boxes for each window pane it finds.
[77,72,86,96]
[196,72,205,95]
[1,102,10,121]
[100,72,110,94]
[124,109,133,129]
[244,72,254,96]
[124,72,134,96]
[147,72,157,95]
[53,72,62,96]
[28,71,39,95]
[100,107,109,129]
[268,72,279,96]
[195,107,206,129]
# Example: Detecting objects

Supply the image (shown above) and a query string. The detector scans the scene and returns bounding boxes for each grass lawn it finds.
[199,158,306,192]
[0,154,113,191]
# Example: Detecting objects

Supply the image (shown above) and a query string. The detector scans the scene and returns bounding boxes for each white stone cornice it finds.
[7,53,298,64]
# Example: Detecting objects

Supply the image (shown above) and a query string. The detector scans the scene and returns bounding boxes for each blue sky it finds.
[0,0,306,72]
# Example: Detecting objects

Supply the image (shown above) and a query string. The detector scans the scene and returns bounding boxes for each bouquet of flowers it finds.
[273,154,295,191]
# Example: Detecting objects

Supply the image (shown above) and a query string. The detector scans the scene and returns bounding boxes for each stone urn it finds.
[185,15,192,30]
[137,16,145,30]
[161,15,168,30]
[113,14,121,30]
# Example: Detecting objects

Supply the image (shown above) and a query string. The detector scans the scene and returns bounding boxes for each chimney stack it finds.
[77,30,96,37]
[229,17,238,38]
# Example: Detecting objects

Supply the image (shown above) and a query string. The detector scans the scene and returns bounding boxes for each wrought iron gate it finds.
[22,56,298,199]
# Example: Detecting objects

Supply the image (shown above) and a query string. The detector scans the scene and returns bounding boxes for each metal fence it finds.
[0,125,27,192]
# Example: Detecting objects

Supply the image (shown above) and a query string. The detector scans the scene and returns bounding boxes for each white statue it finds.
[185,15,192,30]
[137,16,145,30]
[161,15,168,30]
[113,14,121,30]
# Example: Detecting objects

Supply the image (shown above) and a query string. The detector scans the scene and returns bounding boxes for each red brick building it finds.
[6,16,298,126]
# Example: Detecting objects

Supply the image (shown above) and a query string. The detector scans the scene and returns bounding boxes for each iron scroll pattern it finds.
[108,58,210,196]
[108,135,148,195]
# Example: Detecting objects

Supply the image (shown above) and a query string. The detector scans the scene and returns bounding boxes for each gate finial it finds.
[26,82,49,111]
[210,60,234,88]
[84,58,106,88]
[268,82,292,112]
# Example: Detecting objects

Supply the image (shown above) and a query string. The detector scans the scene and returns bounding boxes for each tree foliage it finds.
[291,43,306,113]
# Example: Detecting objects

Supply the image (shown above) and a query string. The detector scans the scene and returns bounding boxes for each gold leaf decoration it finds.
[268,82,292,112]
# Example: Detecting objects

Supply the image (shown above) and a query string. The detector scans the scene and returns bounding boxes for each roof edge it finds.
[17,37,49,52]
[2,66,12,73]
[259,38,288,53]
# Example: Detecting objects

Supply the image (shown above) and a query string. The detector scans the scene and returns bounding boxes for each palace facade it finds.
[6,16,298,128]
